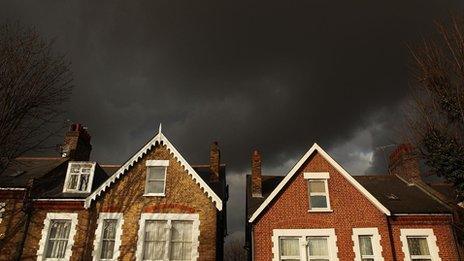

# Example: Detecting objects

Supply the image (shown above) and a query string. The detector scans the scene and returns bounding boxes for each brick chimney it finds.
[210,142,220,182]
[61,123,92,161]
[389,144,421,182]
[251,150,262,198]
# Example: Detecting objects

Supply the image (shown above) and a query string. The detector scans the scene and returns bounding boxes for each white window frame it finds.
[36,212,78,261]
[0,202,5,223]
[63,161,96,193]
[271,228,339,261]
[304,172,332,212]
[400,228,441,261]
[144,160,169,197]
[135,213,200,261]
[352,228,384,261]
[92,213,124,261]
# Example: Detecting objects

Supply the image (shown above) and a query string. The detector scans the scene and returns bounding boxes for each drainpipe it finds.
[15,178,34,261]
[386,216,397,261]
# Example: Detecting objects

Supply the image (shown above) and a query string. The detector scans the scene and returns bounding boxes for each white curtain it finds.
[45,220,71,258]
[359,235,373,256]
[407,237,430,256]
[170,221,193,260]
[100,219,117,259]
[307,237,328,257]
[144,220,168,260]
[280,237,300,257]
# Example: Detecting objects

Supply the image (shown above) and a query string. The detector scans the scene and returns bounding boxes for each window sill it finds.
[143,193,165,197]
[308,209,333,213]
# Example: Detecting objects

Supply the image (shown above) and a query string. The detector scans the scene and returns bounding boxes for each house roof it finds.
[246,174,451,220]
[0,157,68,188]
[354,175,450,214]
[248,143,391,222]
[84,128,224,210]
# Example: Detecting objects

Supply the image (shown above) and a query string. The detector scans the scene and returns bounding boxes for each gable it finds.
[85,129,223,210]
[248,143,390,222]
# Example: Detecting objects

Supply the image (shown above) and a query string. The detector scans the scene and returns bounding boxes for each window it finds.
[37,213,78,260]
[145,160,169,196]
[272,229,338,261]
[307,237,329,260]
[92,213,124,261]
[352,228,384,261]
[400,229,440,261]
[407,237,431,261]
[136,213,200,261]
[304,172,331,211]
[63,162,96,193]
[0,202,5,223]
[279,237,300,260]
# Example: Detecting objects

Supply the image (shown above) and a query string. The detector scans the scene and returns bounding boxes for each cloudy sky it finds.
[2,0,463,239]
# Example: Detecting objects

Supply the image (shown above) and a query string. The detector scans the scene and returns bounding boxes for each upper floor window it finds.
[145,160,169,196]
[304,172,331,212]
[136,213,200,261]
[352,228,384,261]
[37,213,78,260]
[63,162,96,193]
[400,229,440,261]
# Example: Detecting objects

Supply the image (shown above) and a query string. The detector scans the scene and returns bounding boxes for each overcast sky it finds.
[2,0,463,239]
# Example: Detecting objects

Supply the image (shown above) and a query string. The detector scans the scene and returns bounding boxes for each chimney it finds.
[251,150,262,197]
[61,123,92,161]
[389,144,421,183]
[210,142,220,182]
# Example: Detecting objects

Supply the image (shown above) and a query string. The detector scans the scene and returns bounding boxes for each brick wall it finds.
[252,152,459,260]
[0,191,26,261]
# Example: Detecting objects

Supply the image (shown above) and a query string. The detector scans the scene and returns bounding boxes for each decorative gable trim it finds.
[248,143,390,222]
[85,129,223,211]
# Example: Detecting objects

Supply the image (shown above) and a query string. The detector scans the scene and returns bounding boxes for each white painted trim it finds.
[304,172,330,179]
[249,143,390,222]
[135,213,200,261]
[63,161,96,193]
[146,160,170,166]
[271,228,339,261]
[36,212,78,261]
[400,228,441,261]
[92,213,124,261]
[85,131,222,210]
[33,199,86,202]
[352,228,384,261]
[0,187,26,191]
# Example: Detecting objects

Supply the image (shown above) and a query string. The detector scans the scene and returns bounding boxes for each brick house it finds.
[0,124,228,261]
[245,143,461,261]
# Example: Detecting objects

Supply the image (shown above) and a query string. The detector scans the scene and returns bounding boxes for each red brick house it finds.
[0,124,228,260]
[245,143,461,261]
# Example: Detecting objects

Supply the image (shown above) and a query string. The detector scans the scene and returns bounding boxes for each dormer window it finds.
[144,160,169,196]
[63,162,96,193]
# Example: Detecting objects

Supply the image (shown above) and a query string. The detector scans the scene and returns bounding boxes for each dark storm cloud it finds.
[1,0,463,235]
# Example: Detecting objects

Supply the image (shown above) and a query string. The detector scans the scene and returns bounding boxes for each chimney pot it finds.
[252,149,262,197]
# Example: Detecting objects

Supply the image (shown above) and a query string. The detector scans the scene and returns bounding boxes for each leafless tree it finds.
[405,15,464,196]
[0,22,73,175]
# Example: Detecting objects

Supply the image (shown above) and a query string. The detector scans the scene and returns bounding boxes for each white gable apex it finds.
[85,129,223,211]
[248,143,390,222]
